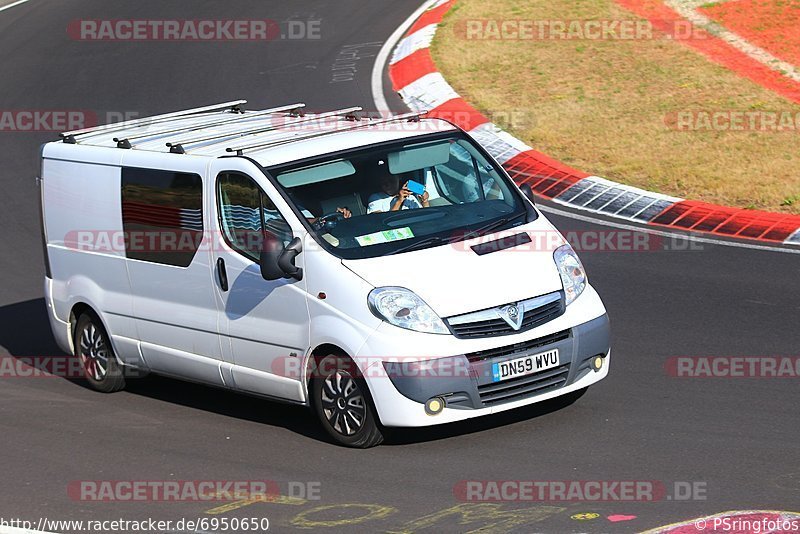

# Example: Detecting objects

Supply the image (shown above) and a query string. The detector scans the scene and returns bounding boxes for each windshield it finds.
[264,132,536,259]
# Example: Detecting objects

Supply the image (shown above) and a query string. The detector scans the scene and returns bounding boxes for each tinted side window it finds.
[217,173,292,261]
[121,168,203,267]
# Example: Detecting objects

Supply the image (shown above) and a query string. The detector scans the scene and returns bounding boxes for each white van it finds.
[39,100,610,447]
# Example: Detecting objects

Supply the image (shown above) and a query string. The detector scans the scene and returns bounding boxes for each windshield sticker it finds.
[355,227,415,247]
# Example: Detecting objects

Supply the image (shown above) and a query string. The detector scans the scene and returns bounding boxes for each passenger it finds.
[367,174,430,213]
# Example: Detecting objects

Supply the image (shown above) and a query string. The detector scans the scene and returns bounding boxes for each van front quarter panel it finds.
[301,237,384,388]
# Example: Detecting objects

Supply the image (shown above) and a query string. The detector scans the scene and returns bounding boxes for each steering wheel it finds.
[312,211,345,231]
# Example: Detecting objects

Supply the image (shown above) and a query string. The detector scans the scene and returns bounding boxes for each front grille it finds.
[446,292,565,339]
[478,363,570,406]
[466,329,571,364]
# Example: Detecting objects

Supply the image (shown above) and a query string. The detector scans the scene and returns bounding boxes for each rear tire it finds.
[311,355,383,448]
[74,313,126,393]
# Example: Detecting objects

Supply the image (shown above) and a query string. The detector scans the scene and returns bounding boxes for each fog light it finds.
[425,396,445,416]
[591,355,605,371]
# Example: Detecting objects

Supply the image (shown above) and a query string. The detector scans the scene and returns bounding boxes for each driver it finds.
[291,197,351,222]
[367,174,429,213]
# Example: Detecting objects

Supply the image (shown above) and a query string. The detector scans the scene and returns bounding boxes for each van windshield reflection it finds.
[265,133,534,259]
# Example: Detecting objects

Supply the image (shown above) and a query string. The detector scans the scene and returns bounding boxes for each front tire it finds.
[74,313,126,393]
[311,355,383,448]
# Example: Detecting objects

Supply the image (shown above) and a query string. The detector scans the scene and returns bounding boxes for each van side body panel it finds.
[116,151,224,386]
[41,145,142,367]
[206,158,313,402]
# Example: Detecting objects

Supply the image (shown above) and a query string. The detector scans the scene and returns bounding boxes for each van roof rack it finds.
[60,100,247,144]
[226,111,427,156]
[166,107,360,154]
[56,102,435,157]
[116,103,305,150]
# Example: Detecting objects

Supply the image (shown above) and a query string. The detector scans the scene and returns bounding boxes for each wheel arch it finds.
[304,343,350,395]
[304,343,381,411]
[68,302,124,366]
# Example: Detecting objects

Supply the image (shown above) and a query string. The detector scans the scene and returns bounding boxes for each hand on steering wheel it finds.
[312,209,347,231]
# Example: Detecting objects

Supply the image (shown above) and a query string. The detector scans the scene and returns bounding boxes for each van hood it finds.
[341,221,565,318]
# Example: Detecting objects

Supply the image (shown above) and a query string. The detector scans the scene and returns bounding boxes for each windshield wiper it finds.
[454,211,527,243]
[387,235,445,255]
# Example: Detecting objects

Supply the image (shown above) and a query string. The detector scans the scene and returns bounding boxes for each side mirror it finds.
[520,183,536,205]
[260,236,303,281]
[278,236,303,280]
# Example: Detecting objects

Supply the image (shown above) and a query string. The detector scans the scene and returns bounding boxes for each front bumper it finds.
[365,313,611,427]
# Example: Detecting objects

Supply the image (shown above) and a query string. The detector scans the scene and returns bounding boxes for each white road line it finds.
[0,0,32,14]
[537,204,800,255]
[371,0,440,113]
[0,527,57,534]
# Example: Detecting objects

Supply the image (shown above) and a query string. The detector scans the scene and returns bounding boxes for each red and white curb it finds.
[387,0,800,246]
[641,510,800,534]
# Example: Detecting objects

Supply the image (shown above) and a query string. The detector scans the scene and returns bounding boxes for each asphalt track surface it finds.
[0,1,798,533]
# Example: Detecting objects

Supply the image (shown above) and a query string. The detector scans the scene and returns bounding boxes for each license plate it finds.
[491,349,560,382]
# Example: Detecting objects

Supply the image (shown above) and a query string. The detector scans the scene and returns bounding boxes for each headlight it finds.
[554,243,586,305]
[368,287,449,335]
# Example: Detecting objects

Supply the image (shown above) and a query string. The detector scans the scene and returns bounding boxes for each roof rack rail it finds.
[226,111,427,156]
[166,107,360,154]
[60,99,247,144]
[116,103,305,150]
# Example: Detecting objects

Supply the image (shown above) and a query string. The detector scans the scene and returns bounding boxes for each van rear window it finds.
[121,168,203,267]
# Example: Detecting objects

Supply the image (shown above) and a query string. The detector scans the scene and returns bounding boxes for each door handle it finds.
[217,258,229,292]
